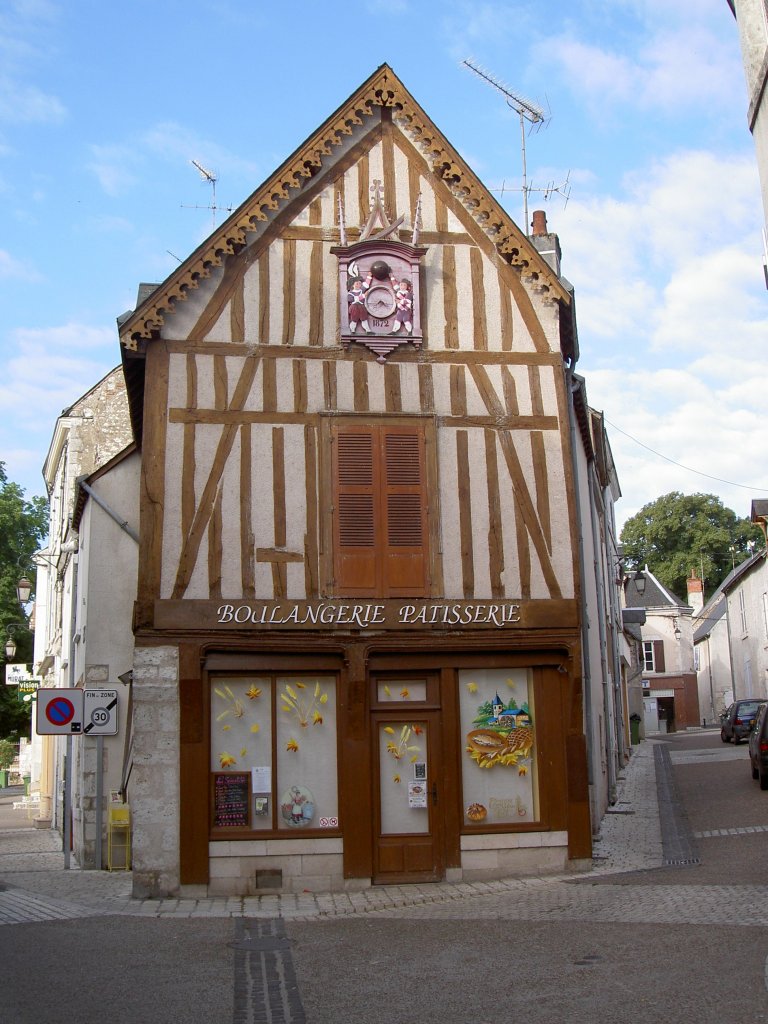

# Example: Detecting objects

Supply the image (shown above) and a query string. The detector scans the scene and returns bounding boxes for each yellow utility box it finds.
[107,804,131,871]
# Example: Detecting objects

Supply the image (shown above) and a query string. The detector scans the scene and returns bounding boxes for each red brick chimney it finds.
[686,570,704,613]
[529,209,562,276]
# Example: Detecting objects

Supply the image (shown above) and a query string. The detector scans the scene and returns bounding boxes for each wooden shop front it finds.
[166,599,585,894]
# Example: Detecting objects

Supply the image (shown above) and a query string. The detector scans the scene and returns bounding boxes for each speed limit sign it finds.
[82,689,119,735]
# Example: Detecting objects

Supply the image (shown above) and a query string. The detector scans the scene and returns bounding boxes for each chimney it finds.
[687,570,704,613]
[529,209,562,277]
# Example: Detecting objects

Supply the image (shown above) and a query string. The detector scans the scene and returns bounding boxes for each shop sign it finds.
[154,598,579,632]
[216,600,522,629]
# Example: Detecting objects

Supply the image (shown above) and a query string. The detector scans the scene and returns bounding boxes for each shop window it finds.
[332,423,429,597]
[210,674,338,834]
[458,668,539,827]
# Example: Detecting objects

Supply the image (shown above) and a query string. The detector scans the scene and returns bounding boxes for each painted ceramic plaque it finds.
[280,784,316,828]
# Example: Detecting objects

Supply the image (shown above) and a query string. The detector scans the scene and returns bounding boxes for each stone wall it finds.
[131,645,180,898]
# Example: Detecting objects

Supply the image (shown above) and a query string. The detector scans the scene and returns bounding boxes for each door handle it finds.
[431,783,438,805]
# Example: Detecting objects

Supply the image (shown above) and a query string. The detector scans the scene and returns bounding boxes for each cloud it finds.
[535,16,742,119]
[558,149,765,351]
[557,144,768,529]
[86,143,138,197]
[86,123,261,197]
[0,76,65,123]
[588,366,768,528]
[0,1,66,125]
[142,121,260,178]
[0,248,40,280]
[0,320,119,494]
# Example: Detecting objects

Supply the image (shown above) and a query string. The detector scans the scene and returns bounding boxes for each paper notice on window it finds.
[251,766,271,793]
[408,781,428,808]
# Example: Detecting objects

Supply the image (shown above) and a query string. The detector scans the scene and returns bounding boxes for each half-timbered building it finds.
[119,65,617,897]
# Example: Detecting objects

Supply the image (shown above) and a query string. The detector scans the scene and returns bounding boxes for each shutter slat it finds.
[385,433,421,485]
[387,494,422,546]
[338,433,373,486]
[339,494,374,547]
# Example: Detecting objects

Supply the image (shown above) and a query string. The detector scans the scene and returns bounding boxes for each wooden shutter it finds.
[334,428,377,594]
[653,639,665,673]
[332,423,428,597]
[382,428,427,596]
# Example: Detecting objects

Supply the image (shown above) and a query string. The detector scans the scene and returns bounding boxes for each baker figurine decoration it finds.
[347,271,373,334]
[390,274,413,336]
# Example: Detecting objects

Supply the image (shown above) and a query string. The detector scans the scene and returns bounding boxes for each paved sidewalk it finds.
[0,740,667,925]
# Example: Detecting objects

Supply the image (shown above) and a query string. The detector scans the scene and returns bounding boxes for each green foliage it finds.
[620,491,763,601]
[0,738,16,770]
[0,462,48,740]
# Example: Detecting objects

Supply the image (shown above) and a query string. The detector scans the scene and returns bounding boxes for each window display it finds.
[458,668,539,826]
[210,674,338,834]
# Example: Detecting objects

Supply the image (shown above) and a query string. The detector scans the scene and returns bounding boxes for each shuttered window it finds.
[333,424,428,596]
[642,640,665,673]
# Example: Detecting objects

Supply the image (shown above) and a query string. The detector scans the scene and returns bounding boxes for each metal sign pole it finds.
[95,735,104,869]
[64,734,72,869]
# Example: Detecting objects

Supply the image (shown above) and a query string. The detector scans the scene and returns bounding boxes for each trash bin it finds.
[630,714,641,745]
[0,769,8,789]
[23,775,31,796]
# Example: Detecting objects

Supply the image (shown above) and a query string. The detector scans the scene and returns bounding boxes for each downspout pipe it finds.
[64,555,78,869]
[566,366,594,789]
[587,468,618,803]
[78,479,139,544]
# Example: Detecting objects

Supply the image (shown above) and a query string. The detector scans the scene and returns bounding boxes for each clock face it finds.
[364,284,396,319]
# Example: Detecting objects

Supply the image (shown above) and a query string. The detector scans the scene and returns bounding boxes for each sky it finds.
[1,0,766,535]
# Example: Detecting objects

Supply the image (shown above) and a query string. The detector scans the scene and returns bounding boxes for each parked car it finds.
[720,699,764,744]
[749,703,768,790]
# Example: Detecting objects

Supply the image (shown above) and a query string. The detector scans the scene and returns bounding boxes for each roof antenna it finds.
[462,59,550,234]
[182,160,232,229]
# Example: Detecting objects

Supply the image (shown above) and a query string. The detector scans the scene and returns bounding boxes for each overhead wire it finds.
[604,418,768,493]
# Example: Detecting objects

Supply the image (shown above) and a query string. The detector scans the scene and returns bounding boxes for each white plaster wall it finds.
[726,557,768,702]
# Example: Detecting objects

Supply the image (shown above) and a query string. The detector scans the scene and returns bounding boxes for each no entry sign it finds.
[36,689,84,735]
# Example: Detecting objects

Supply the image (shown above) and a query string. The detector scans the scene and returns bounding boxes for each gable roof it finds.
[624,565,688,609]
[118,64,572,354]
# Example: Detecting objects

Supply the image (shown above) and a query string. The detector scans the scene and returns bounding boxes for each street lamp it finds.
[16,576,33,606]
[4,623,30,661]
[633,570,646,595]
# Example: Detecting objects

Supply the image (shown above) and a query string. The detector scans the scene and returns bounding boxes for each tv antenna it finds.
[182,159,232,229]
[462,59,559,234]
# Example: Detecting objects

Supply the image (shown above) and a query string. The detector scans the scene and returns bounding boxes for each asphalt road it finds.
[1,731,767,1024]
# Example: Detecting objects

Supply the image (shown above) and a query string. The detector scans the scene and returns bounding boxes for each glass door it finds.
[372,710,444,883]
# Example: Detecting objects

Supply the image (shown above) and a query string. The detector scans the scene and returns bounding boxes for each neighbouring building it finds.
[694,568,739,722]
[693,501,768,718]
[624,567,699,734]
[727,0,768,282]
[32,367,134,863]
[720,526,768,703]
[115,65,624,897]
[66,446,140,866]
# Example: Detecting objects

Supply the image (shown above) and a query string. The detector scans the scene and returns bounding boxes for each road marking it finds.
[695,824,768,838]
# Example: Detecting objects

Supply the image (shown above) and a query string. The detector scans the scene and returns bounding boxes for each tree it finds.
[619,491,764,602]
[0,463,48,740]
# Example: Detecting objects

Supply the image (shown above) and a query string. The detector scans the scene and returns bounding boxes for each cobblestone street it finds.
[2,734,768,1024]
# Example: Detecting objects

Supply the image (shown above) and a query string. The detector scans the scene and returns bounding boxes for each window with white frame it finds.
[642,639,665,673]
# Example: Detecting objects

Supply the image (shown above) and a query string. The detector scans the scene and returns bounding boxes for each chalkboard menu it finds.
[212,772,251,829]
